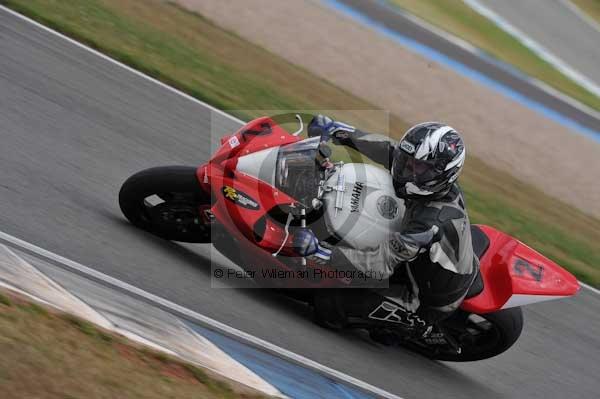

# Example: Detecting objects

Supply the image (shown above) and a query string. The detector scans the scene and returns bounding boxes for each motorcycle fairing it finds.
[461,225,579,313]
[210,116,300,165]
[197,117,344,288]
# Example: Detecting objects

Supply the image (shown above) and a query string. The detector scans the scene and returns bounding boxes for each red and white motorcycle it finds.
[119,114,579,361]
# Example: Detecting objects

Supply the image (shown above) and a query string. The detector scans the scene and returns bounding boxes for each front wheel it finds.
[407,307,524,361]
[119,166,211,243]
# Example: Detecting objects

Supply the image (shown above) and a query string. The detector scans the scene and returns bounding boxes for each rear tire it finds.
[408,307,524,361]
[119,166,211,243]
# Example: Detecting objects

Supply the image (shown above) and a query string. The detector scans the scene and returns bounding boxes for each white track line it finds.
[0,229,402,399]
[560,0,600,36]
[463,0,600,101]
[579,282,600,296]
[383,3,478,54]
[384,0,600,121]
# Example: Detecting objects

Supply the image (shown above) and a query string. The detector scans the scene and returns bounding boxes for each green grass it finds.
[3,0,599,286]
[0,290,261,399]
[571,0,600,25]
[389,0,600,113]
[0,293,12,307]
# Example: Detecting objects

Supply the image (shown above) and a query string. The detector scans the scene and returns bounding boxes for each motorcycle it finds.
[119,114,580,361]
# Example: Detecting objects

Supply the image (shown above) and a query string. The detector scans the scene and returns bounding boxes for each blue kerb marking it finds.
[323,0,600,143]
[186,322,375,399]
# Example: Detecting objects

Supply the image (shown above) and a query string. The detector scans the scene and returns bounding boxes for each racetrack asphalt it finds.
[1,8,599,398]
[480,0,600,91]
[336,0,600,133]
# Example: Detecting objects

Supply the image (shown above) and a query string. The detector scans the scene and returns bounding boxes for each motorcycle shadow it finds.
[110,214,317,319]
[110,214,511,397]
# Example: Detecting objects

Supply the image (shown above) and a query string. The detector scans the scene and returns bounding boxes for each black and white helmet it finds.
[391,122,466,200]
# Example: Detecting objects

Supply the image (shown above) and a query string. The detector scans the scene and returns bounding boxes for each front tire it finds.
[119,166,211,243]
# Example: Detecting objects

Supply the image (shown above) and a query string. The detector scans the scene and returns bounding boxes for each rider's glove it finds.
[292,228,332,264]
[308,114,356,143]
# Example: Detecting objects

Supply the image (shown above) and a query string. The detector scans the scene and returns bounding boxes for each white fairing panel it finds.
[323,163,405,250]
[501,294,569,309]
[235,147,279,186]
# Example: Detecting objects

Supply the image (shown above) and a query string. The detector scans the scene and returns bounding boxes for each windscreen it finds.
[275,137,321,206]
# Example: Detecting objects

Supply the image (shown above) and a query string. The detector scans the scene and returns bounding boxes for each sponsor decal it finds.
[400,140,415,154]
[513,258,543,282]
[376,195,399,220]
[368,301,426,327]
[228,135,240,148]
[222,186,260,210]
[350,182,364,213]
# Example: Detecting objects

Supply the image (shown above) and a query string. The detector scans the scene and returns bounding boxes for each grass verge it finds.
[389,0,600,113]
[0,289,265,399]
[2,0,599,286]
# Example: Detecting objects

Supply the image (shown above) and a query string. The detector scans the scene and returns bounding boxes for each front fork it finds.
[196,163,212,197]
[196,163,216,228]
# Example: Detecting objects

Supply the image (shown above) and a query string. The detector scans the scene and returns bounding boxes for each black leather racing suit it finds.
[333,129,479,323]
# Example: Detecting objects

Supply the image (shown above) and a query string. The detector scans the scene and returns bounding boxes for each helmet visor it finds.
[391,149,440,185]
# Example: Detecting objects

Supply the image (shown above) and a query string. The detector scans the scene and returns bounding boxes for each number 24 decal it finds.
[513,258,544,282]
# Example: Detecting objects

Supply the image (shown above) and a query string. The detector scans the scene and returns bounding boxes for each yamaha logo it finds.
[377,195,398,219]
[350,182,364,213]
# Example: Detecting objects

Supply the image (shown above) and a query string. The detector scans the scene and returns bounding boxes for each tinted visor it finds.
[391,149,440,185]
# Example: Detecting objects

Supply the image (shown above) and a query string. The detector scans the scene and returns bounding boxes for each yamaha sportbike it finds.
[119,114,579,361]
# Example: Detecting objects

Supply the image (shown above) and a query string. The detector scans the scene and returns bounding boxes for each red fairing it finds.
[210,170,296,245]
[195,116,341,288]
[198,116,300,248]
[210,116,300,164]
[461,225,580,313]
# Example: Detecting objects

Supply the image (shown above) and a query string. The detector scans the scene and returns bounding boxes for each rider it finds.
[299,114,479,330]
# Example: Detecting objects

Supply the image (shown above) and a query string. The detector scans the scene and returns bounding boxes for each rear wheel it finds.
[407,307,523,361]
[119,166,211,243]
